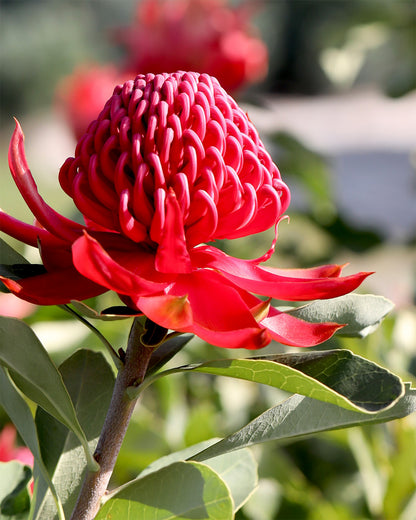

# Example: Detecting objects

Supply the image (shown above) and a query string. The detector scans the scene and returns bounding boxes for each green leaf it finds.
[193,383,416,462]
[137,440,219,477]
[68,301,140,321]
[146,334,194,376]
[0,462,31,518]
[0,368,64,519]
[168,350,404,413]
[0,239,28,265]
[0,265,47,283]
[136,440,257,512]
[0,239,29,293]
[33,350,115,520]
[59,305,122,369]
[0,317,98,472]
[287,294,394,338]
[95,461,233,520]
[199,449,257,512]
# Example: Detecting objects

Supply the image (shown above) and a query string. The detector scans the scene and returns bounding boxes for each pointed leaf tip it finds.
[288,294,394,338]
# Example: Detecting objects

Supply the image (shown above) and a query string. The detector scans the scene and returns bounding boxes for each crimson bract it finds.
[1,71,370,349]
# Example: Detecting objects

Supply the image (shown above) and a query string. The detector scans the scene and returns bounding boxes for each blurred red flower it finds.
[0,424,33,467]
[57,64,123,140]
[1,72,370,349]
[58,0,269,138]
[115,0,269,93]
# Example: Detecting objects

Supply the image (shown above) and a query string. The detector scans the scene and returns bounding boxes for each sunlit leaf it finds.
[287,294,394,337]
[0,238,29,293]
[136,440,257,512]
[146,333,194,376]
[0,461,31,518]
[0,317,97,472]
[33,350,115,520]
[68,301,140,321]
[162,350,404,413]
[0,238,28,265]
[96,461,233,519]
[200,449,257,512]
[0,368,64,519]
[193,383,416,462]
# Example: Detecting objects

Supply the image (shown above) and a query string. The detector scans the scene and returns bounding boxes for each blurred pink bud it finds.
[0,424,34,467]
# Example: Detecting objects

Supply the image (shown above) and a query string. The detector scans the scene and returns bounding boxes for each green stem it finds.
[60,304,123,369]
[69,318,155,520]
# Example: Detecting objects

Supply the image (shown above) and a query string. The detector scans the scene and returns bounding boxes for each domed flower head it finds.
[1,71,370,349]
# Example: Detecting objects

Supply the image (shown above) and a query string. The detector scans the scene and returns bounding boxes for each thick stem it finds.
[70,319,155,520]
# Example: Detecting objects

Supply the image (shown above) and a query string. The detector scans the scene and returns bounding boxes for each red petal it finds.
[171,270,271,348]
[130,269,271,349]
[192,246,372,301]
[215,183,257,239]
[155,189,192,273]
[72,232,168,296]
[0,270,106,305]
[261,307,344,347]
[169,269,260,332]
[189,323,270,350]
[0,211,67,248]
[8,120,83,241]
[133,294,193,331]
[119,189,148,242]
[261,264,343,279]
[134,275,270,349]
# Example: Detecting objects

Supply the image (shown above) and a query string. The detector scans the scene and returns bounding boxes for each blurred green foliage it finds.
[262,0,416,96]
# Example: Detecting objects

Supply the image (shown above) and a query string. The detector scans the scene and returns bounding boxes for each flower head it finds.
[60,72,290,261]
[1,71,371,349]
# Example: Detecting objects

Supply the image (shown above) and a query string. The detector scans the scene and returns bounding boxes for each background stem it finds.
[70,318,155,520]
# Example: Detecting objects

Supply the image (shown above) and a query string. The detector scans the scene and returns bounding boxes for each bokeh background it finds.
[1,1,415,518]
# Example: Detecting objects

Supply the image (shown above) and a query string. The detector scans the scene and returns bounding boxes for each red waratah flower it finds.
[115,0,268,93]
[1,71,370,350]
[57,64,124,140]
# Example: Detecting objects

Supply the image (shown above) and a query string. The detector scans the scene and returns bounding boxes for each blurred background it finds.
[1,1,415,518]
